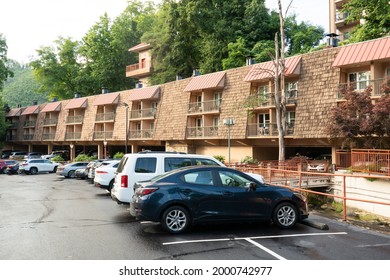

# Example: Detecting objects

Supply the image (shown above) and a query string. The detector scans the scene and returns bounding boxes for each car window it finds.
[164,157,192,172]
[113,163,119,168]
[116,157,128,173]
[182,170,214,185]
[217,170,251,187]
[135,157,157,173]
[194,158,219,166]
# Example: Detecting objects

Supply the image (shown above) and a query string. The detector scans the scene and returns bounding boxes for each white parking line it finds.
[162,232,347,245]
[245,238,287,260]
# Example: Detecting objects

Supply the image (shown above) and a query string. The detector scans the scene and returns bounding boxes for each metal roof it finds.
[92,92,120,106]
[21,105,39,115]
[64,97,88,110]
[128,86,160,101]
[41,101,61,113]
[184,71,226,92]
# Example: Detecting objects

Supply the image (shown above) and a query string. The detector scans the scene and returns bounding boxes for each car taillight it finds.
[137,188,158,196]
[121,175,128,188]
[21,163,28,166]
[96,170,108,174]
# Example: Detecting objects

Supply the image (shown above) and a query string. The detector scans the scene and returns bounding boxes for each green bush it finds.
[213,155,225,163]
[113,152,124,159]
[74,154,91,162]
[51,155,64,162]
[241,156,258,165]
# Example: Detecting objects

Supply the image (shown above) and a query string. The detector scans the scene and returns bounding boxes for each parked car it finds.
[75,167,88,179]
[9,151,28,160]
[130,165,309,234]
[307,154,332,172]
[24,152,43,160]
[0,159,18,174]
[94,160,120,192]
[42,150,69,161]
[112,152,227,204]
[56,162,89,178]
[87,159,110,181]
[1,150,14,159]
[19,159,60,175]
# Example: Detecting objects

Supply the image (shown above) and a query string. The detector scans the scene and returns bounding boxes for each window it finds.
[196,118,203,128]
[135,158,157,173]
[287,111,295,124]
[164,158,192,172]
[116,157,129,173]
[218,170,251,187]
[214,92,222,107]
[286,82,298,99]
[387,68,390,77]
[183,170,214,185]
[196,95,202,108]
[258,113,270,128]
[349,72,370,90]
[213,117,219,128]
[150,122,155,130]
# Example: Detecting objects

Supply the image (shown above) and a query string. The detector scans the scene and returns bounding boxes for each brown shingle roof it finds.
[21,105,39,115]
[6,108,22,117]
[332,37,390,67]
[244,56,302,82]
[93,92,120,106]
[184,71,226,92]
[64,97,88,110]
[128,86,160,101]
[41,101,61,112]
[128,43,152,53]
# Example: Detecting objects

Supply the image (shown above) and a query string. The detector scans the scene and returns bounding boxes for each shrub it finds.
[113,152,124,159]
[74,154,91,162]
[51,155,64,162]
[213,155,225,163]
[241,156,258,165]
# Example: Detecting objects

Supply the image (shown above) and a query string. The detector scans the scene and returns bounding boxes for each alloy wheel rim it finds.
[277,205,296,226]
[166,209,187,232]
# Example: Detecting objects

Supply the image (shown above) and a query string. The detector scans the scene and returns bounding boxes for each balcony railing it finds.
[93,131,113,140]
[188,100,221,114]
[246,90,298,108]
[10,122,19,129]
[186,126,220,138]
[6,135,17,141]
[126,61,152,78]
[128,129,154,139]
[66,115,84,124]
[42,133,55,140]
[65,132,82,140]
[23,134,34,140]
[24,120,36,127]
[337,78,388,99]
[129,108,156,119]
[247,122,295,137]
[43,118,58,126]
[95,112,115,122]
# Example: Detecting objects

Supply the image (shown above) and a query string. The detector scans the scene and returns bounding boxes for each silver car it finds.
[56,162,89,178]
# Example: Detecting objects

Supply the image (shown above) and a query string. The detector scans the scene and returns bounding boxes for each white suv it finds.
[111,152,265,204]
[111,152,225,204]
[20,159,60,175]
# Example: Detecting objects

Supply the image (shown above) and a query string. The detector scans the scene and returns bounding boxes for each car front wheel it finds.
[68,170,76,178]
[273,202,298,229]
[161,206,191,234]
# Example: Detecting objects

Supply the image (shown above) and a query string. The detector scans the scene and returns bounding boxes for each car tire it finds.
[51,166,58,173]
[30,167,38,175]
[161,206,191,234]
[273,202,298,229]
[68,170,76,178]
[108,179,114,192]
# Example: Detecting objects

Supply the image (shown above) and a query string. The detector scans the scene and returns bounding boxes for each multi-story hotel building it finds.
[3,36,390,163]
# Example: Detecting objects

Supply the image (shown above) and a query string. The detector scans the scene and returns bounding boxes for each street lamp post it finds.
[103,140,107,159]
[223,117,235,166]
[69,144,74,161]
[124,103,129,154]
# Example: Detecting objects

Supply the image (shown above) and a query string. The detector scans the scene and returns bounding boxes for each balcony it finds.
[66,115,84,124]
[187,100,221,115]
[126,60,152,78]
[24,120,36,127]
[42,133,55,140]
[247,122,295,137]
[95,112,115,122]
[93,131,113,140]
[246,91,297,108]
[186,126,219,138]
[23,134,34,140]
[65,132,82,140]
[129,108,156,119]
[128,129,154,139]
[10,122,19,129]
[43,118,58,126]
[337,78,389,99]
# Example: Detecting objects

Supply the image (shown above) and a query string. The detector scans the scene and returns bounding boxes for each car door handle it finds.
[222,191,233,197]
[181,189,191,194]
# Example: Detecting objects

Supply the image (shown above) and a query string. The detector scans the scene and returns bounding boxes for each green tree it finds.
[343,0,390,42]
[0,33,13,91]
[30,37,81,100]
[222,37,250,70]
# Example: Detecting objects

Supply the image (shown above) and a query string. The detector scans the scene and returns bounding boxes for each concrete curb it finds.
[300,219,329,230]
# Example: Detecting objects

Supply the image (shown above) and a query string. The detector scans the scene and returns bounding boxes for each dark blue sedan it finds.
[131,166,309,234]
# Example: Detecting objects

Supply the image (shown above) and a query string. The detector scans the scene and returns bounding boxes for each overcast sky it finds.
[0,0,329,63]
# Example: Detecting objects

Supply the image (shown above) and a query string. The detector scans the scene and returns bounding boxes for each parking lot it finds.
[1,172,390,260]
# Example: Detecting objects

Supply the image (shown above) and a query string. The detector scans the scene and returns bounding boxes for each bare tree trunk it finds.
[277,0,287,161]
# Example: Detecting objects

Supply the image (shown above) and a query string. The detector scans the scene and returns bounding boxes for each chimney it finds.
[74,93,81,98]
[176,75,183,81]
[102,87,109,94]
[135,82,143,89]
[52,97,58,102]
[32,100,38,105]
[193,68,200,77]
[325,33,339,47]
[246,57,255,66]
